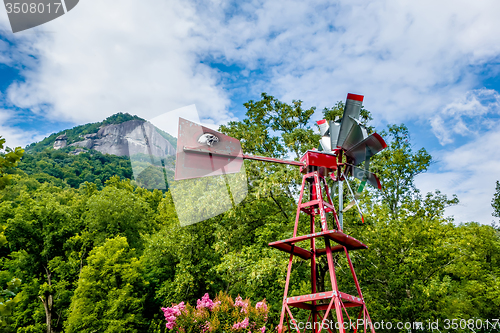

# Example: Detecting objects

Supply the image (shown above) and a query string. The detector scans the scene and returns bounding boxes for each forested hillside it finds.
[16,149,134,189]
[0,94,499,333]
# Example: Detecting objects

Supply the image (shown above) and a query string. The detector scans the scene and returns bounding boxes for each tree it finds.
[492,180,500,219]
[348,191,460,330]
[370,124,433,219]
[221,93,318,160]
[83,177,155,250]
[3,184,84,333]
[65,236,148,333]
[0,136,24,330]
[0,136,24,190]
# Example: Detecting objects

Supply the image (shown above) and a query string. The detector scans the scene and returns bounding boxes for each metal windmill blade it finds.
[316,93,387,219]
[346,163,382,189]
[317,118,341,152]
[337,93,365,149]
[317,93,386,179]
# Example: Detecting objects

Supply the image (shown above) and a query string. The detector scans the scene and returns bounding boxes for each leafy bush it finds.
[161,292,269,333]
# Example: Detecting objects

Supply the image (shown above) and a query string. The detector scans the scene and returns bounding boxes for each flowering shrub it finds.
[161,292,269,333]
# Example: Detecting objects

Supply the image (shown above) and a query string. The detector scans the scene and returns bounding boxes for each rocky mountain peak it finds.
[53,120,175,158]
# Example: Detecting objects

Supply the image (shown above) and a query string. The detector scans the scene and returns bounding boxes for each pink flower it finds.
[234,296,248,313]
[161,302,185,330]
[256,301,267,312]
[234,296,244,307]
[233,317,250,330]
[260,326,266,333]
[201,321,211,333]
[197,293,216,310]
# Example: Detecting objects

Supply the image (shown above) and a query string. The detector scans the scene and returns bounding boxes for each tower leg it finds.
[343,247,375,333]
[325,238,345,333]
[278,251,295,333]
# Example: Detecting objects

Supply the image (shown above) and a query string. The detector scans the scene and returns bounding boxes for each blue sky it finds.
[1,0,500,224]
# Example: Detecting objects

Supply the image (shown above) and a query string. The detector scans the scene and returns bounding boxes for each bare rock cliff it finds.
[53,134,68,150]
[58,120,175,157]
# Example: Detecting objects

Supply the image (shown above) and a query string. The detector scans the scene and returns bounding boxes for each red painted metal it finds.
[299,150,337,174]
[269,230,367,251]
[175,118,244,180]
[270,150,376,333]
[176,117,305,180]
[347,93,364,102]
[182,147,304,167]
[242,154,304,166]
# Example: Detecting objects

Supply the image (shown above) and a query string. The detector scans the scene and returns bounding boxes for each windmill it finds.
[139,93,386,332]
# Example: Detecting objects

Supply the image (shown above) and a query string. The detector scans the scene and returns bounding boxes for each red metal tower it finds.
[269,150,376,333]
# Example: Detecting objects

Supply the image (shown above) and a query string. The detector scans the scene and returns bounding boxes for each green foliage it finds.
[0,278,22,327]
[131,153,173,190]
[493,180,500,219]
[0,172,164,332]
[65,236,148,333]
[0,137,24,330]
[17,149,133,188]
[84,180,155,249]
[101,113,145,127]
[0,136,24,190]
[220,92,318,160]
[2,183,84,332]
[370,124,434,219]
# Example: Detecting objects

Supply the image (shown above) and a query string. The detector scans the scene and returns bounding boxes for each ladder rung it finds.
[268,230,367,251]
[299,200,334,210]
[268,242,312,260]
[315,245,345,255]
[287,291,364,308]
[299,200,320,208]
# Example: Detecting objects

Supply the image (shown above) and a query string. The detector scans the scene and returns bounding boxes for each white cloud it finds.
[194,0,500,126]
[416,121,500,224]
[0,110,45,149]
[2,0,500,133]
[1,0,233,128]
[430,89,500,145]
